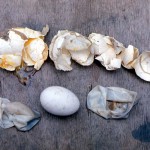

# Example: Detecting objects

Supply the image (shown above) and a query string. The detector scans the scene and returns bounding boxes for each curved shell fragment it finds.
[121,45,139,69]
[89,33,110,55]
[89,33,125,70]
[0,26,48,71]
[133,51,150,81]
[23,38,48,70]
[12,27,44,38]
[0,31,26,55]
[49,30,94,71]
[0,31,26,71]
[0,54,22,71]
[49,30,72,71]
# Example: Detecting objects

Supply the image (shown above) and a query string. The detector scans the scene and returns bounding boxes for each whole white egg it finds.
[40,86,80,116]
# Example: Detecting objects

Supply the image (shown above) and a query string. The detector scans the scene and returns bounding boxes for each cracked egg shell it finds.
[107,36,125,54]
[54,48,72,71]
[40,86,80,116]
[63,31,94,66]
[0,54,21,71]
[89,33,125,55]
[0,26,48,71]
[23,38,48,70]
[121,45,139,69]
[49,30,72,71]
[133,51,150,81]
[95,48,122,70]
[89,33,124,70]
[0,30,26,71]
[49,30,94,71]
[0,30,26,55]
[89,33,110,55]
[12,27,44,39]
[88,33,110,55]
[64,32,91,51]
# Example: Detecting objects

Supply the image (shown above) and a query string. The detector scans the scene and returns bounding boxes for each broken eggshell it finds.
[13,26,49,70]
[0,54,22,71]
[49,30,94,71]
[0,30,26,71]
[87,85,137,119]
[64,31,94,66]
[89,33,125,70]
[0,97,40,131]
[49,30,72,71]
[120,45,139,69]
[0,26,49,71]
[40,86,80,116]
[23,38,48,70]
[12,27,44,39]
[133,51,150,82]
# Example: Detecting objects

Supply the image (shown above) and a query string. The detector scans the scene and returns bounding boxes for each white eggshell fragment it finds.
[88,33,125,70]
[0,25,49,71]
[49,30,94,71]
[133,51,150,81]
[120,45,139,69]
[40,86,80,116]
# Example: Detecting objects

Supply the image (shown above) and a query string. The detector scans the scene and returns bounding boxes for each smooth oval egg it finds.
[40,86,80,116]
